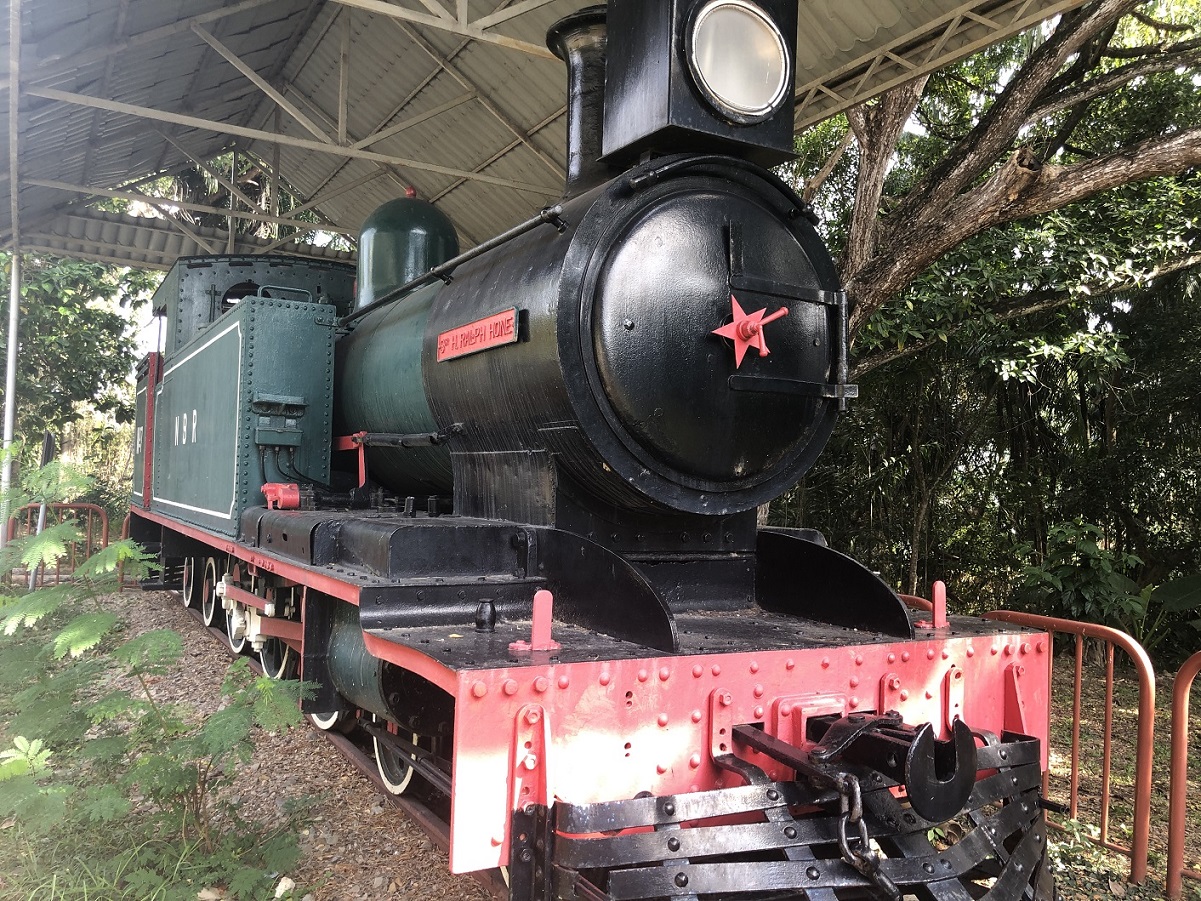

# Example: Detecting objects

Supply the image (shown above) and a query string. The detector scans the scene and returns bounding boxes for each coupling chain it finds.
[836,773,900,900]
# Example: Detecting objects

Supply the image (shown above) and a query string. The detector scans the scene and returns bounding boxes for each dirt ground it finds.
[119,590,492,901]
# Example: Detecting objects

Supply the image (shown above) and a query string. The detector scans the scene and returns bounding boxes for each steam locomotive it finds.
[129,2,1056,898]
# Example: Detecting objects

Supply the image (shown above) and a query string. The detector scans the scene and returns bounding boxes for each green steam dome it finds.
[355,194,459,311]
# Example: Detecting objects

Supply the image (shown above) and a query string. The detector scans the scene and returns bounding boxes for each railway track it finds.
[173,592,508,901]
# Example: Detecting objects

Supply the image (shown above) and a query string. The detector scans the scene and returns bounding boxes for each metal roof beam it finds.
[794,0,1087,128]
[472,0,558,31]
[291,0,563,207]
[430,104,561,203]
[24,178,359,237]
[25,86,560,197]
[327,0,556,60]
[338,12,351,145]
[351,92,477,150]
[18,244,176,270]
[149,205,222,254]
[80,0,132,187]
[192,24,335,144]
[159,133,262,214]
[235,146,348,232]
[414,0,455,21]
[289,169,388,217]
[396,20,565,180]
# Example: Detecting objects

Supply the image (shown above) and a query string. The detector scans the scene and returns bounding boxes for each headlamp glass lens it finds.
[690,1,789,120]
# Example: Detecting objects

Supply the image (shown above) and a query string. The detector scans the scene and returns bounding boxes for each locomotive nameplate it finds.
[437,308,519,362]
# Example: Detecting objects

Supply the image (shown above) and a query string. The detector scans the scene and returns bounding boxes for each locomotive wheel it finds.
[259,637,295,679]
[200,557,219,626]
[373,715,419,795]
[181,557,198,608]
[226,602,248,653]
[310,706,358,733]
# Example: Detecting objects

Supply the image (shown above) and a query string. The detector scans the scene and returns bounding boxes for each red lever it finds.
[712,295,789,368]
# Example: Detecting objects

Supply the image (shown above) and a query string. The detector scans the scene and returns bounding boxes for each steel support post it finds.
[2,0,23,549]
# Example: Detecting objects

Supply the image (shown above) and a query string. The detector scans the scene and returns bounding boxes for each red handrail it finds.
[1167,649,1201,899]
[6,503,111,586]
[984,610,1155,885]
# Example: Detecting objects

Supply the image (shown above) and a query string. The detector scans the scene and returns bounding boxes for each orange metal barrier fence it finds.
[5,503,110,587]
[983,610,1155,885]
[1168,649,1201,899]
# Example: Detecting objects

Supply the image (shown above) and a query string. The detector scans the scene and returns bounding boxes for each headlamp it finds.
[686,0,792,125]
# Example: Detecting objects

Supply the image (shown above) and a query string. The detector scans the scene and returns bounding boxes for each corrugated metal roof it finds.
[1,0,1085,270]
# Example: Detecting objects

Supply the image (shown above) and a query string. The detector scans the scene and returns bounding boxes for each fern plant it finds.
[0,462,309,899]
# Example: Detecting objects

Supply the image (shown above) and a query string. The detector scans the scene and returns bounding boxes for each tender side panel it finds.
[150,299,336,536]
[152,320,244,534]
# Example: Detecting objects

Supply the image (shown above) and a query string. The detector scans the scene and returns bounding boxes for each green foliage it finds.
[0,466,309,898]
[0,253,155,444]
[778,3,1201,664]
[1015,520,1143,622]
[1113,576,1201,661]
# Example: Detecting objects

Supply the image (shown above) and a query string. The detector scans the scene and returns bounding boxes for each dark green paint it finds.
[150,298,337,536]
[355,198,459,312]
[335,281,452,494]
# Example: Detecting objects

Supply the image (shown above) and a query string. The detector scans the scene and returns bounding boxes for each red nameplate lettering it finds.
[436,308,519,362]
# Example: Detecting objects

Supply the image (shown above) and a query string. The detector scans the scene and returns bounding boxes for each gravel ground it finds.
[120,590,493,901]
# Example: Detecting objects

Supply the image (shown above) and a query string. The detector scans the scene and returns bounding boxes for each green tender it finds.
[150,298,336,536]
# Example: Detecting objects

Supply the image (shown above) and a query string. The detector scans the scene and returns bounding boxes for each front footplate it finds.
[520,730,1052,901]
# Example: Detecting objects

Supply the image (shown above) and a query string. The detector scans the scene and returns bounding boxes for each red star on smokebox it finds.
[711,294,789,368]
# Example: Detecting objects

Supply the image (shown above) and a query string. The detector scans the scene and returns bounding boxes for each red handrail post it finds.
[984,610,1155,884]
[1167,650,1201,899]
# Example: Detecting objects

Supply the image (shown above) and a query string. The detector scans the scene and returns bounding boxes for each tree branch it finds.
[847,125,1201,333]
[1033,41,1201,121]
[802,127,854,204]
[1131,10,1194,33]
[851,250,1201,378]
[889,0,1141,226]
[842,77,928,276]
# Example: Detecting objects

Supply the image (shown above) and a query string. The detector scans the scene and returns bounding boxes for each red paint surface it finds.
[261,482,301,510]
[446,631,1052,874]
[141,353,162,508]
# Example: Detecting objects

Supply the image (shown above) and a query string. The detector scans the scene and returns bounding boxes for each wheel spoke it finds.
[181,557,196,608]
[259,637,295,679]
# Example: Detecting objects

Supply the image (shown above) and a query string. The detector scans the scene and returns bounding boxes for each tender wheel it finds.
[373,715,419,795]
[309,707,357,733]
[181,557,198,608]
[200,557,219,626]
[259,637,295,679]
[226,602,248,653]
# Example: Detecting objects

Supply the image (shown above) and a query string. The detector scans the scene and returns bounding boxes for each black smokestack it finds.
[547,6,609,197]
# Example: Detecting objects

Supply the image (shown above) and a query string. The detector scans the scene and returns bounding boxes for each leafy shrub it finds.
[0,465,308,899]
[1014,519,1201,664]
